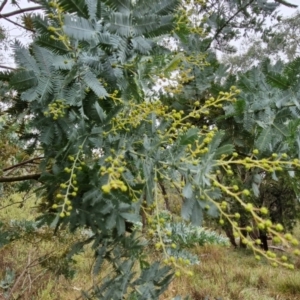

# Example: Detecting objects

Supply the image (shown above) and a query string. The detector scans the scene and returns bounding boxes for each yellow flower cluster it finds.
[100,152,129,195]
[208,151,300,269]
[44,99,69,120]
[47,1,71,48]
[52,145,85,217]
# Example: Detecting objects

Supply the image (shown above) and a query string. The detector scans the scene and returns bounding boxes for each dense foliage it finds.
[1,0,300,298]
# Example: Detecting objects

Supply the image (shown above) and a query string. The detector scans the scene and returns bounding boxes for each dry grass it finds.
[1,194,300,299]
[162,243,300,300]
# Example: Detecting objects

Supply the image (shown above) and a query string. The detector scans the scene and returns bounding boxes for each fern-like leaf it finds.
[32,14,49,35]
[36,34,69,54]
[104,0,131,13]
[63,15,97,41]
[32,45,53,74]
[57,0,88,18]
[255,127,273,152]
[52,55,74,70]
[21,87,38,102]
[84,0,97,19]
[264,72,290,90]
[13,41,39,73]
[132,37,152,54]
[83,70,108,98]
[108,12,132,37]
[36,75,54,103]
[0,71,12,81]
[40,125,55,145]
[10,70,38,91]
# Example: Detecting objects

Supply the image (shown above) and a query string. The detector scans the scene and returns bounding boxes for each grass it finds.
[162,243,300,300]
[1,193,300,299]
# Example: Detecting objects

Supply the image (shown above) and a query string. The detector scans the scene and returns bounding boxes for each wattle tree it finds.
[1,0,300,298]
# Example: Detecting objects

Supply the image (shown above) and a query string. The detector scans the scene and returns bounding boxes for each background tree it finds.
[182,0,296,52]
[221,9,300,72]
[0,0,42,70]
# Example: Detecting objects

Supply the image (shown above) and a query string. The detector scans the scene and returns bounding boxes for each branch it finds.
[3,157,43,172]
[0,6,42,18]
[28,0,41,3]
[6,250,54,299]
[275,0,297,8]
[0,173,41,183]
[0,0,8,13]
[6,250,34,299]
[0,65,15,70]
[0,201,23,210]
[3,15,35,33]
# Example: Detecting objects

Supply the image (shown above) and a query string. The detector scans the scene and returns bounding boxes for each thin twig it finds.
[0,6,42,18]
[3,15,35,33]
[27,270,47,290]
[269,245,287,252]
[205,0,255,51]
[0,65,15,70]
[7,251,33,299]
[0,201,23,210]
[3,157,43,172]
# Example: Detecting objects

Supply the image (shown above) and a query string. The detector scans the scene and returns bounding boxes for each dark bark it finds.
[0,0,8,12]
[0,173,41,182]
[239,228,248,248]
[224,227,237,248]
[259,230,269,251]
[158,181,171,211]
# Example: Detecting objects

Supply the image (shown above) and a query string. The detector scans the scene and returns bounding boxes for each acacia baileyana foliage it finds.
[1,0,300,298]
